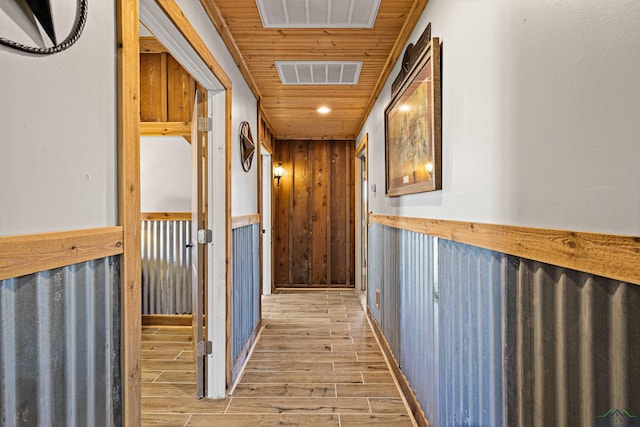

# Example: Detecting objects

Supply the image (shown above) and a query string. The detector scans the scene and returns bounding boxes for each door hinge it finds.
[197,229,213,244]
[197,340,213,357]
[197,117,212,132]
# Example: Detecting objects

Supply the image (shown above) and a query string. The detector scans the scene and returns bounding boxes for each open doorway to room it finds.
[138,0,230,403]
[355,134,368,308]
[138,25,210,397]
[260,145,273,296]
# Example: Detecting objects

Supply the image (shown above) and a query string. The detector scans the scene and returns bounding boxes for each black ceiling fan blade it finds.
[25,0,57,45]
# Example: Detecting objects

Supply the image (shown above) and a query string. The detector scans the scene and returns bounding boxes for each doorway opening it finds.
[355,134,368,308]
[139,0,229,400]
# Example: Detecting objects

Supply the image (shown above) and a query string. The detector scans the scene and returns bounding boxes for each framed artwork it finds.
[385,36,441,197]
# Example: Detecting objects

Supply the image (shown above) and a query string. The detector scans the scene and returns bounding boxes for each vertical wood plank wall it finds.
[273,140,355,287]
[140,49,196,123]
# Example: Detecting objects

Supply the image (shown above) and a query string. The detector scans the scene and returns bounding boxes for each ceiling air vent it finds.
[256,0,381,28]
[276,61,362,85]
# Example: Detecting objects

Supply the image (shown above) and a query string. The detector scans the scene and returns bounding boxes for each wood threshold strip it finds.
[232,214,260,229]
[140,121,191,137]
[370,214,640,286]
[0,227,124,281]
[367,307,430,427]
[141,212,191,221]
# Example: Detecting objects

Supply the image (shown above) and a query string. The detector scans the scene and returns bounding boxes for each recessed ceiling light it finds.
[317,106,332,114]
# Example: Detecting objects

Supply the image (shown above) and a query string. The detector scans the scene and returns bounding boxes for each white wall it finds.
[175,0,259,217]
[140,136,191,212]
[359,0,640,235]
[0,0,117,236]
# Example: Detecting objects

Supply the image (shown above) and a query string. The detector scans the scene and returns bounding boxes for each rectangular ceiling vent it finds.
[257,0,381,28]
[276,61,362,85]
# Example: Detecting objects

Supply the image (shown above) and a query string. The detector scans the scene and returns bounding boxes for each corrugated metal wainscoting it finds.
[506,258,640,427]
[141,218,192,314]
[0,256,121,427]
[368,223,640,427]
[231,223,261,379]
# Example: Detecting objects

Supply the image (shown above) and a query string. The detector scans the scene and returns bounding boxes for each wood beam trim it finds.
[0,227,124,281]
[370,214,640,286]
[140,212,191,221]
[140,36,168,53]
[154,0,232,90]
[140,121,191,137]
[356,0,429,136]
[232,214,261,229]
[117,0,142,423]
[199,0,261,100]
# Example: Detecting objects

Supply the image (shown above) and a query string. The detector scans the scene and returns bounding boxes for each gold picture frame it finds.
[385,37,441,197]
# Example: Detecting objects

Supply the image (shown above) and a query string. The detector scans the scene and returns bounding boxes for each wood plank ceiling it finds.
[201,0,428,140]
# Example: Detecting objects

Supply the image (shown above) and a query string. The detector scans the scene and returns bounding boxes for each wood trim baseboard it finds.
[140,121,191,137]
[0,227,124,281]
[370,214,640,286]
[140,212,191,221]
[232,214,261,229]
[142,314,192,327]
[367,308,430,427]
[231,320,263,383]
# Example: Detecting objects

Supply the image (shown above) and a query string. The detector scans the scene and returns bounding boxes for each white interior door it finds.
[261,149,272,295]
[190,89,206,398]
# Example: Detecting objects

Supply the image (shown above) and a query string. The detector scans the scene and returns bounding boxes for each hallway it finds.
[141,290,416,426]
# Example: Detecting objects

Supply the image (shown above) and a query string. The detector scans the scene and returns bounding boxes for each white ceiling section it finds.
[276,61,362,84]
[256,0,381,28]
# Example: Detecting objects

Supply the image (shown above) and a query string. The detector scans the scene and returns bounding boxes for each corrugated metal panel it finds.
[369,224,640,427]
[399,230,438,424]
[0,256,121,427]
[438,239,506,427]
[506,260,640,427]
[381,226,401,356]
[141,219,191,314]
[367,223,383,323]
[231,223,261,372]
[368,224,440,423]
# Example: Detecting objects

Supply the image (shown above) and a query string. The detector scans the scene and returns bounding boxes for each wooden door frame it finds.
[355,134,369,306]
[117,0,234,422]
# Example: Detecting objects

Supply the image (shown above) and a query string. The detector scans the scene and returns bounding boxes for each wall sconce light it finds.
[274,161,284,186]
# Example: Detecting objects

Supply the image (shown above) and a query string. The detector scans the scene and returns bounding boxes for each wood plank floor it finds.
[141,290,416,426]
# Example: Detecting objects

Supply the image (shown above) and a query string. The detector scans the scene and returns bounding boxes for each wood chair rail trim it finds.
[141,212,192,221]
[232,214,261,229]
[0,226,124,282]
[370,214,640,286]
